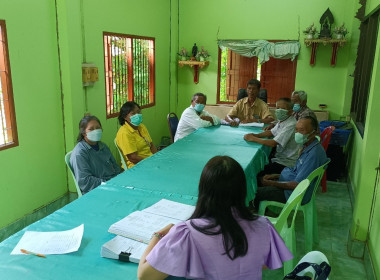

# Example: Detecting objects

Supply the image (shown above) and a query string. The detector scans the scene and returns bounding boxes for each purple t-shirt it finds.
[146,216,292,280]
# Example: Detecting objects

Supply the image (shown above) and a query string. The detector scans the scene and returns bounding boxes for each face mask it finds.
[130,113,143,126]
[194,103,205,113]
[293,103,301,112]
[86,129,102,142]
[275,108,289,121]
[295,131,314,145]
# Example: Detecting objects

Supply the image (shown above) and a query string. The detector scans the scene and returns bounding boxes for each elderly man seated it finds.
[174,93,220,142]
[224,79,274,127]
[265,90,319,132]
[253,116,328,210]
[291,90,318,121]
[244,97,300,177]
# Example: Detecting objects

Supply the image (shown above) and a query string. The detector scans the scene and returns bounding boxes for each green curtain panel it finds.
[217,40,300,64]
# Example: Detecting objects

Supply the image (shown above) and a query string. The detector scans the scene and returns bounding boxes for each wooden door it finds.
[260,58,297,105]
[226,50,257,101]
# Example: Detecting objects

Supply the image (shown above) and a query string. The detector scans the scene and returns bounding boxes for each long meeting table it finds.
[0,125,270,280]
[107,125,270,203]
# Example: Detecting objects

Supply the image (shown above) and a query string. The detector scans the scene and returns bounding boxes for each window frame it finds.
[350,10,379,136]
[103,32,155,119]
[0,19,18,151]
[217,44,297,105]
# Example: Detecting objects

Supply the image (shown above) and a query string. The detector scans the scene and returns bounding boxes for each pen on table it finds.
[20,249,46,258]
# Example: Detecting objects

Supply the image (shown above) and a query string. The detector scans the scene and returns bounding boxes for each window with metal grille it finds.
[0,20,18,151]
[351,10,379,136]
[217,46,296,105]
[103,32,155,118]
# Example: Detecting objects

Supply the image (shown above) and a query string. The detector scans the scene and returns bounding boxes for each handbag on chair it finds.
[283,251,331,280]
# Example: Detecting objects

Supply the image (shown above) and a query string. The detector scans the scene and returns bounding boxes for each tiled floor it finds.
[262,181,368,280]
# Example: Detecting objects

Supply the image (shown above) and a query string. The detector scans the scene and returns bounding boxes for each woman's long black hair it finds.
[118,101,140,125]
[190,156,257,260]
[77,115,101,142]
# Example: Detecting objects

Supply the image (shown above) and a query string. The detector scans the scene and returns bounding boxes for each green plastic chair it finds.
[65,151,83,198]
[114,138,128,170]
[259,160,331,254]
[299,159,330,252]
[260,179,310,275]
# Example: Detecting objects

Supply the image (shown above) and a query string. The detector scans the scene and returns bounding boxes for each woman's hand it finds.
[137,224,174,280]
[156,224,174,236]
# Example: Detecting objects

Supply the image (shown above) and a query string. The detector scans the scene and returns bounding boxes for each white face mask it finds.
[86,129,102,142]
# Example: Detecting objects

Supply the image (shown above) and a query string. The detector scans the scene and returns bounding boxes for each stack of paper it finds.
[101,236,147,263]
[101,199,195,263]
[238,122,265,128]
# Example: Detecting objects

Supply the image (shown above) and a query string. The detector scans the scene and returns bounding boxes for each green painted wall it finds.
[176,0,357,120]
[79,0,171,148]
[347,1,380,278]
[0,0,172,228]
[0,0,67,229]
[1,1,380,276]
[57,0,172,192]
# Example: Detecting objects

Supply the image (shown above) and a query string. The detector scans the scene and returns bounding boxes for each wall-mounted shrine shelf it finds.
[178,60,209,84]
[304,38,347,66]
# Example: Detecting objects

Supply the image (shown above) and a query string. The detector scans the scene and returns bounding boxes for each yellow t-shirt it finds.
[116,123,153,169]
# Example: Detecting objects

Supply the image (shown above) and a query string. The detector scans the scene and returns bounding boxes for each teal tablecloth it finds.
[0,186,194,280]
[108,125,270,203]
[0,125,270,280]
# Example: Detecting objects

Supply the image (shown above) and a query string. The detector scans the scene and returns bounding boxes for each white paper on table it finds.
[143,199,195,221]
[108,211,182,244]
[238,122,264,128]
[11,224,84,255]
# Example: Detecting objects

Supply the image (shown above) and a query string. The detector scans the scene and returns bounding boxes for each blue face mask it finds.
[293,103,301,112]
[194,103,205,113]
[275,108,289,121]
[86,129,102,142]
[130,113,143,126]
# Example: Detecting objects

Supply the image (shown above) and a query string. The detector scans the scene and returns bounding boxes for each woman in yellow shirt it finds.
[116,101,157,169]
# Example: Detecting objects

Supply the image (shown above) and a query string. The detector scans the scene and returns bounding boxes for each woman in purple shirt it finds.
[138,156,292,280]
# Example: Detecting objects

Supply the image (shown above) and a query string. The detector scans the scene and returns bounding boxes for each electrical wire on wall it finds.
[54,0,69,182]
[368,161,380,238]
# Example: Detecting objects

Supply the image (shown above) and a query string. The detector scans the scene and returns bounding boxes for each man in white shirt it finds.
[174,93,221,142]
[244,97,300,177]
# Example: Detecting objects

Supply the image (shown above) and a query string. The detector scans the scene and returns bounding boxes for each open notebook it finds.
[101,199,195,263]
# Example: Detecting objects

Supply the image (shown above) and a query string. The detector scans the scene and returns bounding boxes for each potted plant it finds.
[303,23,318,39]
[333,23,348,39]
[178,47,188,61]
[197,46,210,61]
